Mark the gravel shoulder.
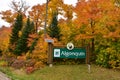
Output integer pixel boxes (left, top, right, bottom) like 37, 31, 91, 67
0, 71, 11, 80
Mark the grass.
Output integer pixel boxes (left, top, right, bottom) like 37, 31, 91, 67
0, 64, 120, 80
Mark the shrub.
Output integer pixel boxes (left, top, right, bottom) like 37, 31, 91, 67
95, 38, 120, 69
5, 57, 16, 66
25, 59, 36, 67
0, 60, 7, 67
34, 61, 45, 69
25, 66, 35, 74
11, 59, 26, 69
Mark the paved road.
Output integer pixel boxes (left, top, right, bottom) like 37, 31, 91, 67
0, 72, 11, 80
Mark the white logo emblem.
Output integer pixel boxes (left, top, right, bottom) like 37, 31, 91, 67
67, 42, 74, 50
54, 49, 60, 57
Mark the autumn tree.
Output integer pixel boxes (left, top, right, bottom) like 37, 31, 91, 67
62, 4, 73, 22
74, 0, 120, 67
47, 0, 64, 25
61, 4, 75, 43
48, 0, 63, 14
114, 0, 120, 6
0, 0, 29, 25
9, 13, 23, 52
0, 26, 11, 54
74, 0, 107, 53
10, 0, 29, 13
0, 10, 17, 25
29, 4, 45, 33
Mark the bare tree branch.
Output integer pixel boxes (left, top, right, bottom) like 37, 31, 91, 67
10, 0, 30, 13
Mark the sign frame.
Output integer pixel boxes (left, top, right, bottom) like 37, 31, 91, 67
47, 43, 90, 65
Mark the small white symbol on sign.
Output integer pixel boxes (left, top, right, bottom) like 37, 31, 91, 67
67, 42, 74, 50
54, 49, 60, 57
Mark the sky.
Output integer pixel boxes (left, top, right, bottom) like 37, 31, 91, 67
0, 0, 77, 27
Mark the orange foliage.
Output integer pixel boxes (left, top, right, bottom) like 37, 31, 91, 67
74, 0, 103, 25
0, 10, 18, 24
30, 34, 48, 63
74, 0, 120, 40
0, 26, 11, 52
29, 4, 45, 32
27, 33, 38, 47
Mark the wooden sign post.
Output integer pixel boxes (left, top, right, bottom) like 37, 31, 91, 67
86, 44, 91, 73
45, 39, 54, 67
48, 42, 53, 67
86, 44, 90, 64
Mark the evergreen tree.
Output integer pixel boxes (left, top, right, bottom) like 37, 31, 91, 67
48, 12, 61, 41
29, 37, 38, 53
30, 21, 35, 33
14, 17, 33, 55
28, 21, 38, 53
9, 13, 23, 52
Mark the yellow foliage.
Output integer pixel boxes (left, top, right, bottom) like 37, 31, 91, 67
31, 35, 48, 63
0, 27, 11, 53
34, 61, 45, 69
17, 54, 26, 60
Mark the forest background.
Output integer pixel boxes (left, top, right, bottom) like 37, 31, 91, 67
0, 0, 120, 73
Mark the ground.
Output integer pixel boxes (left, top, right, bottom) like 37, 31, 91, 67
0, 64, 120, 80
0, 71, 11, 80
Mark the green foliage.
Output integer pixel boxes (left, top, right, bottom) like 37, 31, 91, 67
96, 38, 120, 69
14, 17, 33, 55
9, 13, 23, 52
48, 12, 62, 41
29, 38, 38, 53
0, 60, 8, 67
29, 21, 35, 33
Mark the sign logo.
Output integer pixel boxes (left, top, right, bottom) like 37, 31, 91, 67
54, 49, 60, 57
67, 42, 74, 50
